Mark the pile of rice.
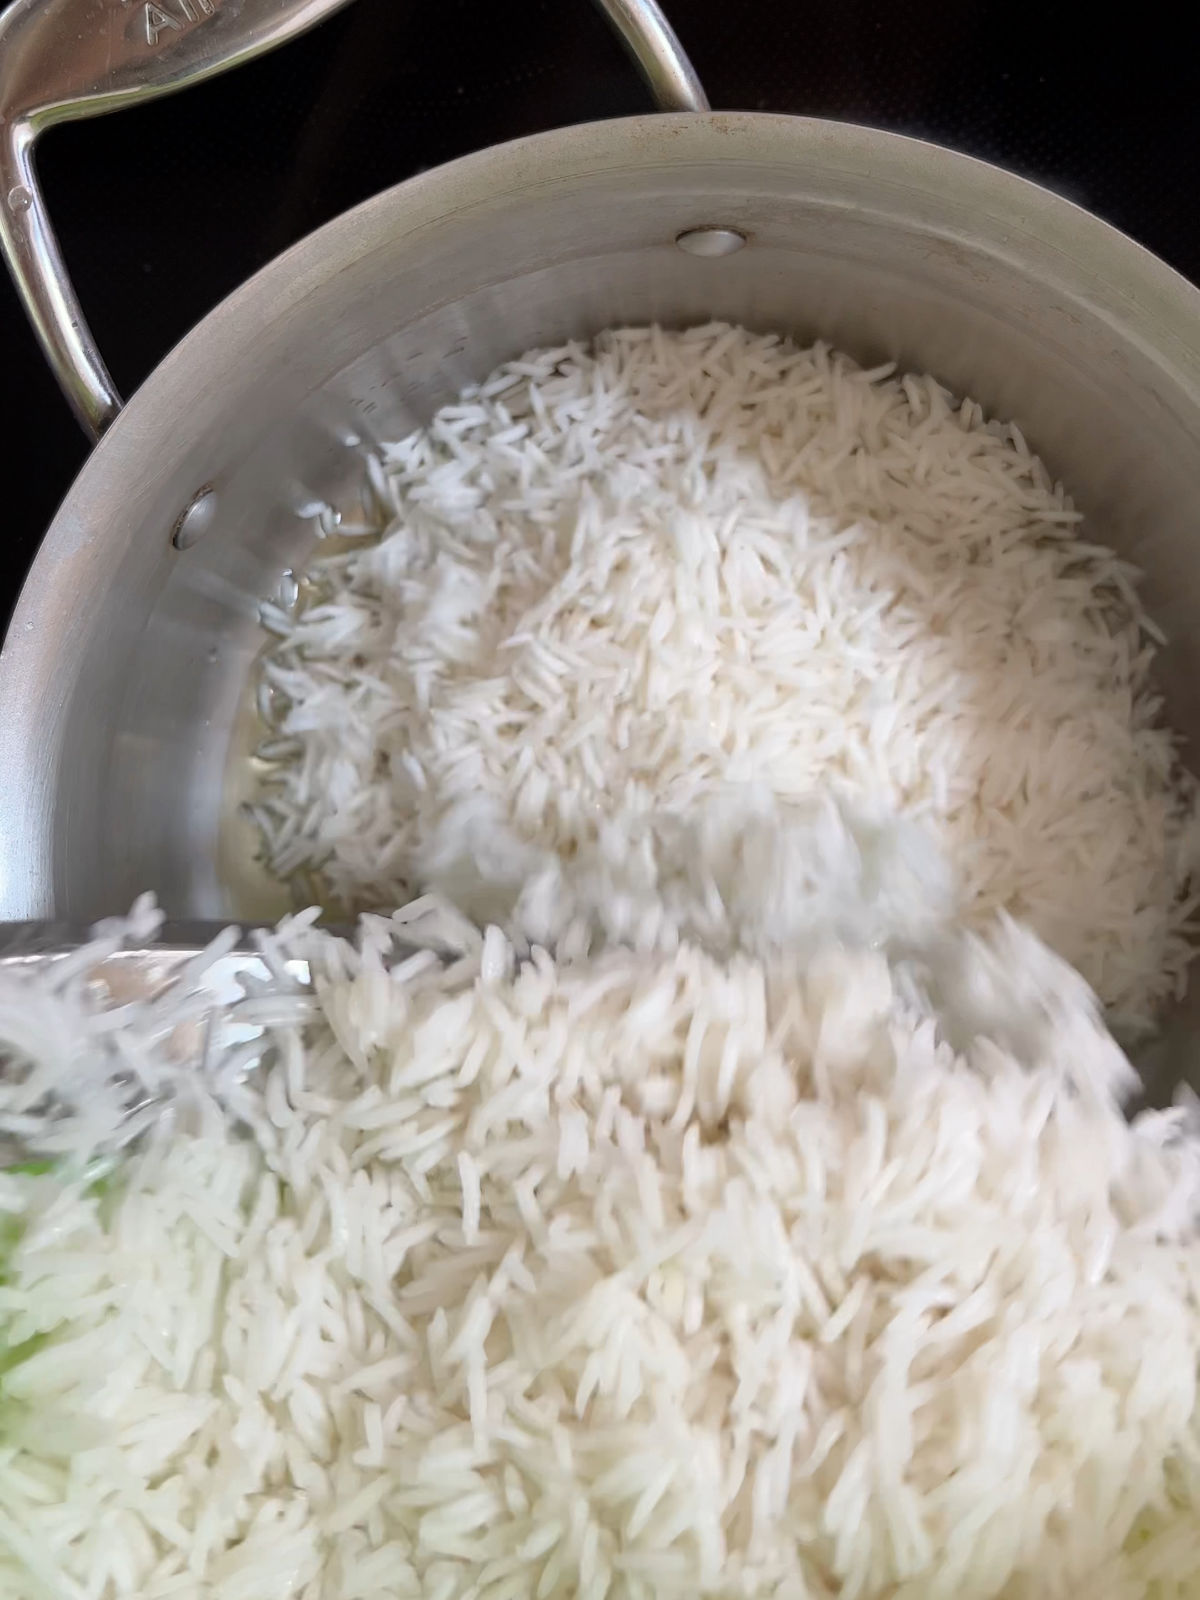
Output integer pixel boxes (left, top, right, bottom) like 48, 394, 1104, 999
251, 323, 1198, 1034
7, 322, 1200, 1598
3, 894, 1200, 1600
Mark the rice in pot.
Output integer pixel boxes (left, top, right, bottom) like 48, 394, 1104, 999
249, 323, 1199, 1035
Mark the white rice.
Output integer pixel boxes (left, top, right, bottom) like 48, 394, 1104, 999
7, 321, 1200, 1596
3, 898, 1200, 1599
250, 323, 1199, 1034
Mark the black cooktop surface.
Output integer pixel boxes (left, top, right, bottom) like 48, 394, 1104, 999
3, 0, 1198, 617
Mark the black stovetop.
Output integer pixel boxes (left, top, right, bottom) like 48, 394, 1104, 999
4, 0, 1198, 617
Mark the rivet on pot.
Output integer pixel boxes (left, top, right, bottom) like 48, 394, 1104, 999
675, 226, 747, 257
172, 488, 217, 551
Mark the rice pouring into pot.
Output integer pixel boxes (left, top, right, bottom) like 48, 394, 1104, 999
3, 322, 1200, 1600
248, 324, 1198, 1036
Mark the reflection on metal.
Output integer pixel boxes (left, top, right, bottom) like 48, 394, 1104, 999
171, 487, 218, 551
675, 226, 748, 256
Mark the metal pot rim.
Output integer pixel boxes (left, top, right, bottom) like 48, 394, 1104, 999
27, 109, 1200, 560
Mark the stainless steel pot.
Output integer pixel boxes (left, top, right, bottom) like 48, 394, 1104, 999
2, 2, 1200, 1039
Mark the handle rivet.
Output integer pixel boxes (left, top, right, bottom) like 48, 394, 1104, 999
6, 185, 33, 214
172, 487, 218, 551
675, 226, 747, 257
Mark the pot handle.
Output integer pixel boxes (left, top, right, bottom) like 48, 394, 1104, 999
0, 0, 707, 443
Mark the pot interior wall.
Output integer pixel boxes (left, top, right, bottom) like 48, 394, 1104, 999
4, 117, 1200, 1080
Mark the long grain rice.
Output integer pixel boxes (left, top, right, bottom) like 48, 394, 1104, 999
249, 324, 1199, 1035
2, 899, 1200, 1599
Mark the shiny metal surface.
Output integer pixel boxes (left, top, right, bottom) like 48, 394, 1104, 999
171, 488, 219, 552
590, 0, 708, 115
675, 225, 747, 256
0, 0, 706, 439
2, 112, 1200, 1063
